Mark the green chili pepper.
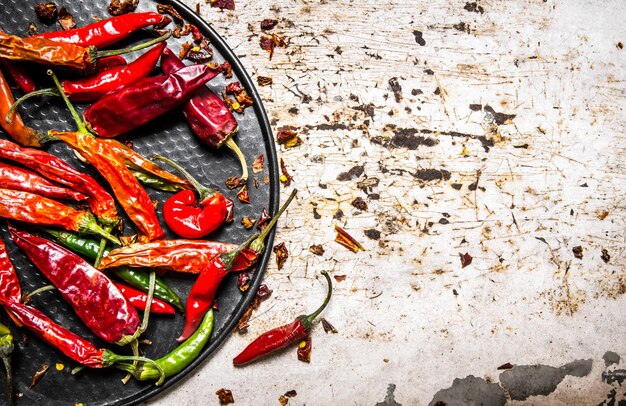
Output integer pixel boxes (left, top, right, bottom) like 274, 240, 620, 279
44, 229, 183, 312
0, 322, 14, 406
133, 309, 214, 383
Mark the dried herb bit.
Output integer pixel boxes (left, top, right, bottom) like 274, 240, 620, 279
273, 242, 288, 270
35, 2, 57, 24
572, 246, 583, 259
276, 129, 303, 149
211, 0, 235, 11
261, 19, 278, 31
237, 185, 250, 204
29, 364, 49, 388
108, 0, 138, 16
257, 76, 273, 87
157, 3, 184, 22
256, 208, 270, 232
459, 252, 473, 268
259, 34, 287, 60
297, 337, 312, 363
57, 6, 76, 30
279, 158, 293, 186
321, 317, 338, 334
252, 154, 265, 173
309, 244, 325, 256
216, 388, 235, 405
237, 272, 250, 292
241, 217, 255, 229
225, 176, 245, 189
351, 196, 368, 211
334, 225, 365, 253
601, 248, 610, 263
497, 362, 513, 370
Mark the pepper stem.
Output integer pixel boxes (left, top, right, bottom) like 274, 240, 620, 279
220, 232, 259, 271
140, 271, 156, 333
151, 154, 216, 200
95, 31, 171, 59
224, 137, 248, 182
105, 352, 165, 386
0, 324, 14, 406
302, 271, 332, 325
23, 285, 56, 302
47, 70, 88, 134
5, 88, 61, 125
79, 214, 121, 245
250, 188, 297, 254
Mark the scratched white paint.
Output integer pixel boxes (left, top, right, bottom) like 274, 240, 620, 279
147, 0, 625, 404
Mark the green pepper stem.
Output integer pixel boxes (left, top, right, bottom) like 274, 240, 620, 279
47, 70, 88, 134
250, 188, 297, 254
95, 31, 171, 59
224, 137, 248, 182
0, 325, 14, 406
151, 154, 215, 200
139, 271, 156, 333
220, 232, 259, 270
302, 271, 332, 325
107, 352, 165, 386
23, 285, 56, 302
82, 218, 121, 246
5, 88, 61, 125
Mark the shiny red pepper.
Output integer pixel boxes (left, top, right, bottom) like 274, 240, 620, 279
233, 271, 332, 366
153, 155, 227, 239
96, 55, 127, 71
0, 239, 20, 304
0, 60, 36, 93
113, 282, 175, 315
0, 161, 87, 202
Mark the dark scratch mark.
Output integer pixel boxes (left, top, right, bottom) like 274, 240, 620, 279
484, 105, 516, 125
336, 165, 364, 181
371, 127, 439, 150
464, 1, 485, 14
375, 384, 402, 406
415, 169, 451, 182
389, 77, 403, 103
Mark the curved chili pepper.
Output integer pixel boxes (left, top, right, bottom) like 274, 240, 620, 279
0, 161, 86, 202
96, 55, 127, 71
44, 229, 183, 312
0, 189, 119, 244
84, 63, 221, 138
0, 67, 43, 147
152, 154, 227, 239
9, 227, 138, 346
35, 12, 167, 48
178, 189, 298, 341
114, 282, 175, 315
233, 271, 332, 366
0, 238, 21, 304
0, 138, 119, 226
0, 60, 36, 93
0, 322, 13, 406
160, 47, 248, 181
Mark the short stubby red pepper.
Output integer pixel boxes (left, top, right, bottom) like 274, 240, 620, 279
153, 155, 227, 239
233, 271, 332, 366
84, 63, 221, 138
10, 227, 139, 346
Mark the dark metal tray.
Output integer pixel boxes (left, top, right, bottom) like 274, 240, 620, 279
0, 1, 278, 404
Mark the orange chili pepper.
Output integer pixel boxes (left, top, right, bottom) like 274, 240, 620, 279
0, 66, 43, 147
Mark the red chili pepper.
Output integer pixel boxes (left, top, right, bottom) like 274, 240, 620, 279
84, 63, 221, 138
35, 12, 167, 48
233, 271, 332, 366
9, 227, 138, 345
0, 60, 36, 93
113, 282, 175, 315
160, 47, 248, 181
0, 238, 20, 304
0, 67, 43, 147
96, 55, 127, 72
0, 138, 119, 226
178, 189, 297, 341
152, 154, 227, 239
0, 161, 86, 202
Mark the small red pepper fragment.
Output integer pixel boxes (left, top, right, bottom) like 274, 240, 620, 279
297, 337, 312, 363
279, 158, 293, 186
57, 6, 76, 30
211, 0, 235, 10
334, 225, 365, 253
216, 388, 235, 405
252, 155, 265, 173
273, 242, 288, 270
29, 364, 49, 388
113, 282, 175, 315
237, 185, 250, 204
108, 0, 138, 16
260, 19, 278, 31
459, 252, 473, 268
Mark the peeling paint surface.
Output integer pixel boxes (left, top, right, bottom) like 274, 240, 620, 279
146, 0, 626, 404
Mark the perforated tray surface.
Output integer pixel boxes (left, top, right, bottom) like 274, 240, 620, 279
0, 1, 278, 404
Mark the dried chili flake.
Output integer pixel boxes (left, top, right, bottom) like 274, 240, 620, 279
256, 208, 270, 232
276, 129, 303, 149
279, 396, 289, 406
186, 45, 213, 63
309, 244, 325, 256
221, 61, 233, 78
212, 299, 220, 310
108, 0, 138, 16
211, 0, 235, 11
259, 34, 287, 60
273, 242, 288, 270
284, 390, 297, 398
172, 25, 184, 38
225, 176, 245, 189
57, 7, 76, 30
195, 3, 200, 14
297, 337, 312, 363
216, 388, 235, 405
333, 274, 347, 282
222, 92, 243, 113
225, 198, 234, 224
179, 42, 194, 59
264, 175, 270, 185
351, 197, 368, 211
241, 217, 255, 229
237, 185, 250, 204
235, 91, 254, 108
28, 23, 39, 35
261, 19, 278, 31
253, 177, 259, 188
256, 284, 273, 302
35, 2, 57, 24
279, 158, 293, 186
601, 248, 610, 263
237, 272, 250, 292
236, 305, 254, 333
29, 364, 49, 388
157, 3, 184, 22
459, 252, 473, 268
257, 76, 273, 86
190, 24, 203, 41
321, 317, 338, 334
572, 246, 583, 259
334, 225, 365, 252
225, 81, 244, 94
153, 15, 172, 29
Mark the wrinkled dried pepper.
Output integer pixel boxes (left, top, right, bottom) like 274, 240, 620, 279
0, 161, 86, 202
0, 66, 43, 147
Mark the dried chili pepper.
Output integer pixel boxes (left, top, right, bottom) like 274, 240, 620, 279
0, 139, 119, 226
57, 6, 76, 31
36, 12, 167, 48
108, 0, 139, 16
0, 30, 169, 72
0, 189, 119, 244
177, 189, 298, 341
10, 42, 165, 104
0, 67, 44, 147
0, 60, 36, 93
0, 239, 20, 304
233, 271, 332, 365
35, 2, 58, 24
114, 282, 175, 315
152, 154, 227, 238
160, 47, 248, 182
0, 322, 13, 406
0, 161, 86, 202
44, 229, 184, 312
96, 55, 127, 71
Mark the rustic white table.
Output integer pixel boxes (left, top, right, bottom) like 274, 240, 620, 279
147, 0, 625, 404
